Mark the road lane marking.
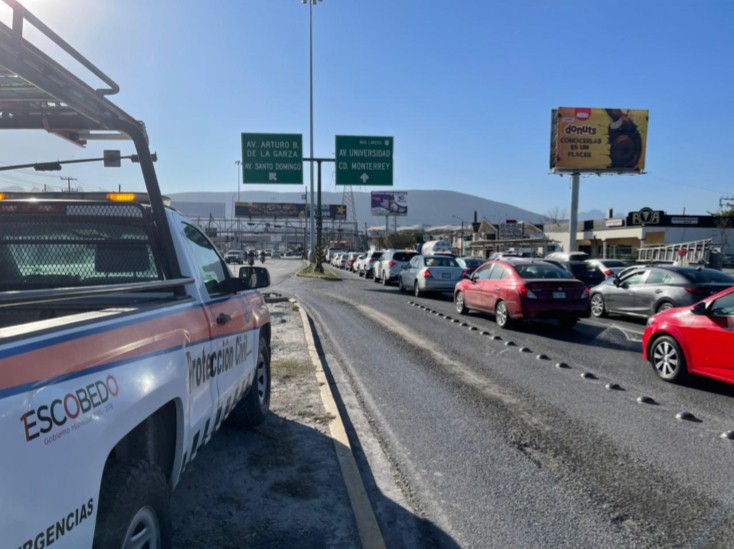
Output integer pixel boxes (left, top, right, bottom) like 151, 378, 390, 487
298, 303, 387, 549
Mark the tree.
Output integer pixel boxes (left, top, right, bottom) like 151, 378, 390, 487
379, 231, 420, 250
544, 206, 567, 232
708, 206, 733, 257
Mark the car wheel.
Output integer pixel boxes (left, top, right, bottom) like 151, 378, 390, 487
590, 294, 607, 317
649, 335, 687, 382
558, 318, 577, 330
414, 283, 421, 298
93, 460, 171, 549
495, 300, 512, 329
228, 336, 271, 426
373, 271, 380, 283
455, 291, 467, 314
656, 301, 673, 314
398, 277, 404, 292
382, 273, 389, 286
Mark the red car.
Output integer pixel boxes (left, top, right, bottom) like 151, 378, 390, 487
454, 258, 590, 329
642, 286, 734, 384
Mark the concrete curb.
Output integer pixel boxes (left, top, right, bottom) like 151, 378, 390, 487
298, 303, 386, 549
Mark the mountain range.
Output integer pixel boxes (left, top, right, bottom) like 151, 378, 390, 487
168, 189, 605, 227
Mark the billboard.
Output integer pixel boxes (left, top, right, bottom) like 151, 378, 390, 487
550, 107, 648, 173
234, 202, 346, 220
371, 191, 408, 216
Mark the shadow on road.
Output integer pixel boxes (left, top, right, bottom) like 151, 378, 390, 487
305, 314, 461, 549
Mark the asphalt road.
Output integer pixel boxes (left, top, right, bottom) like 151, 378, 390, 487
270, 260, 734, 548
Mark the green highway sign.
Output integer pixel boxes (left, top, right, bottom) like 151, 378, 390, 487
241, 133, 303, 184
335, 135, 393, 186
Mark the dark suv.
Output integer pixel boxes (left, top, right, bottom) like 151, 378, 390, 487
374, 249, 419, 285
546, 259, 606, 288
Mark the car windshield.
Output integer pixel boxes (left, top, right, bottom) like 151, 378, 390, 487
394, 252, 417, 261
567, 263, 599, 275
461, 258, 483, 268
514, 264, 573, 279
425, 257, 458, 267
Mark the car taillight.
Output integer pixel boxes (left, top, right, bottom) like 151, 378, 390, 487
424, 269, 433, 278
369, 258, 375, 263
461, 269, 469, 278
519, 286, 537, 299
388, 261, 396, 267
603, 269, 613, 276
581, 287, 589, 299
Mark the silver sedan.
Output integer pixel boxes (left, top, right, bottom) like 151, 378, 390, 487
398, 254, 466, 297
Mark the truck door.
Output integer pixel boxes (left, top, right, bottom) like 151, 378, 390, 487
180, 223, 251, 460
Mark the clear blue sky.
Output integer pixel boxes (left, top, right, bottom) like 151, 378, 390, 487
2, 0, 733, 218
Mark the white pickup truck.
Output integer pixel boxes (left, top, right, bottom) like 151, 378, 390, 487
0, 3, 272, 547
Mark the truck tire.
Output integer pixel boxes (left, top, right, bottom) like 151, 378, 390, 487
93, 460, 171, 549
229, 336, 271, 427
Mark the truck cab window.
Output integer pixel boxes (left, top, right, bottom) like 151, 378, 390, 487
183, 224, 229, 295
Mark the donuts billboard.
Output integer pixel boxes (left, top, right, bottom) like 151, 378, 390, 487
550, 107, 648, 173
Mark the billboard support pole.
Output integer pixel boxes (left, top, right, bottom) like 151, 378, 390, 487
568, 171, 580, 251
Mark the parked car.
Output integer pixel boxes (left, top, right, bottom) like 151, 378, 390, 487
545, 259, 606, 288
590, 265, 734, 319
224, 250, 244, 264
352, 253, 365, 274
399, 254, 466, 297
453, 258, 590, 329
374, 249, 419, 285
545, 251, 590, 262
455, 256, 485, 278
359, 250, 383, 278
585, 258, 632, 278
346, 251, 360, 271
642, 286, 734, 384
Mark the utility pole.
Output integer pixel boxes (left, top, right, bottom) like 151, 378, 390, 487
60, 176, 77, 192
719, 196, 734, 211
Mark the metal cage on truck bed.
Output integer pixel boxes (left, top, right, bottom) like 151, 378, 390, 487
0, 0, 182, 283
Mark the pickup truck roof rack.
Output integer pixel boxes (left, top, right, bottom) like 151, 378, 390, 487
0, 0, 182, 280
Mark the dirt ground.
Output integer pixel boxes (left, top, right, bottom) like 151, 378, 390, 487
171, 296, 360, 548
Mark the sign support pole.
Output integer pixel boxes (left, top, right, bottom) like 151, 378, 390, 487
304, 156, 335, 272
568, 171, 580, 252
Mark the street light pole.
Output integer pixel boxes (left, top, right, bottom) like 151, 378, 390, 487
305, 0, 322, 262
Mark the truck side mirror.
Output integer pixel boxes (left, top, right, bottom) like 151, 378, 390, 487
239, 266, 270, 290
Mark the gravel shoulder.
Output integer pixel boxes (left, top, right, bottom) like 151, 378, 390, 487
171, 296, 360, 548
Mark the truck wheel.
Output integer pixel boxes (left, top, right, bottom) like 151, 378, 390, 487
93, 460, 171, 549
229, 336, 271, 427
